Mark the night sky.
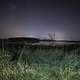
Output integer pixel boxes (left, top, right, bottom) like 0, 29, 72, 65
0, 0, 80, 40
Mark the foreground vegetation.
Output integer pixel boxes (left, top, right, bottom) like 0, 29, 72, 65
0, 45, 80, 80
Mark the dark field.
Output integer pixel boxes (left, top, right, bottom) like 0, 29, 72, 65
0, 42, 80, 80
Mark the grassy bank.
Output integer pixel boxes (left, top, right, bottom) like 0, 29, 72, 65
0, 46, 80, 80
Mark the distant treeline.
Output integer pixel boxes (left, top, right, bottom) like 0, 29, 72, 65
0, 37, 80, 49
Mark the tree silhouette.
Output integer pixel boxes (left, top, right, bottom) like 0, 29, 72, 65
48, 32, 55, 46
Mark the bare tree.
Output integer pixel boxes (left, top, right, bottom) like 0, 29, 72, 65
48, 32, 55, 46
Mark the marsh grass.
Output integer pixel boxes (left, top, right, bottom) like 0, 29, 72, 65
0, 46, 80, 80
